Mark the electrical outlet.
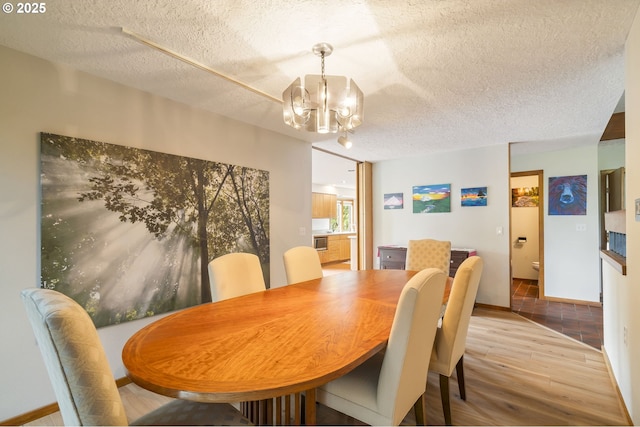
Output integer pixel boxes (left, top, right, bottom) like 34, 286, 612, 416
299, 227, 306, 236
576, 223, 587, 231
624, 326, 628, 346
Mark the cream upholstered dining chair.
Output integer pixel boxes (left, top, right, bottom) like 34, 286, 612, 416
283, 246, 323, 284
405, 239, 452, 276
20, 288, 251, 426
316, 268, 447, 426
208, 252, 266, 302
429, 255, 483, 425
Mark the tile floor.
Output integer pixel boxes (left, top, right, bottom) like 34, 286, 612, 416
511, 278, 604, 349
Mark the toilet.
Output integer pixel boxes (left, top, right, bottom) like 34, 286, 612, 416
532, 261, 540, 271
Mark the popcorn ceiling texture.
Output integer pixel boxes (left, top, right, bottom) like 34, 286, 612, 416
0, 0, 637, 161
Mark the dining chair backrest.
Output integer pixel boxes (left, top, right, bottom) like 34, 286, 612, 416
21, 288, 253, 426
405, 238, 451, 276
317, 268, 446, 426
430, 255, 483, 375
208, 252, 266, 302
21, 288, 129, 426
378, 267, 447, 424
283, 246, 323, 284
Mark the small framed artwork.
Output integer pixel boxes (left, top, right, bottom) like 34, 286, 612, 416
384, 193, 404, 209
412, 184, 451, 213
548, 175, 587, 215
635, 198, 640, 221
461, 187, 487, 207
511, 187, 539, 207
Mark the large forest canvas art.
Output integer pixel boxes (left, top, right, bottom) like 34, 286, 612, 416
40, 133, 270, 328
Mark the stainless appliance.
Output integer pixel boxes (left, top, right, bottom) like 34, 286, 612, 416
314, 236, 328, 251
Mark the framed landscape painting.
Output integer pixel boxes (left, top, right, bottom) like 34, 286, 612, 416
384, 193, 404, 209
40, 132, 270, 328
412, 184, 451, 213
461, 187, 487, 207
512, 186, 539, 207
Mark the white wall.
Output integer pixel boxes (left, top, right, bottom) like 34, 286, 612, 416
510, 175, 540, 280
604, 11, 640, 423
511, 143, 601, 302
598, 138, 625, 170
0, 45, 312, 421
372, 144, 511, 308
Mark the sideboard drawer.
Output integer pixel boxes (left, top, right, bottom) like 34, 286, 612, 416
450, 248, 477, 277
378, 246, 407, 270
381, 248, 406, 262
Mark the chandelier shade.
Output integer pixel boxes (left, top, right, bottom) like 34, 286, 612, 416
283, 43, 364, 134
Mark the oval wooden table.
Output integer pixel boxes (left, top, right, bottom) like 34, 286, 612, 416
122, 269, 450, 424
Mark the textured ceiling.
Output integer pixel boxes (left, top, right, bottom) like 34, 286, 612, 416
0, 0, 638, 165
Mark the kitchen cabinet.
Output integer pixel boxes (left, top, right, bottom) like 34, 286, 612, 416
317, 233, 354, 264
312, 192, 337, 218
338, 236, 351, 260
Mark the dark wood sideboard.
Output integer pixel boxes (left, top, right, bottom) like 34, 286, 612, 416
378, 245, 476, 277
378, 246, 407, 270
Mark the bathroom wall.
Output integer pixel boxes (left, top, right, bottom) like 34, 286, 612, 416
510, 175, 540, 280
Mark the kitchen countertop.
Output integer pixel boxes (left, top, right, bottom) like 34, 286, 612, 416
312, 231, 356, 237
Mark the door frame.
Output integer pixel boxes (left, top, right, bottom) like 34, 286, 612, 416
509, 170, 545, 304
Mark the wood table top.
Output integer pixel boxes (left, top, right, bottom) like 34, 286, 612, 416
122, 269, 448, 403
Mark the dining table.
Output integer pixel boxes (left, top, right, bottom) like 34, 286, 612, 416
122, 269, 451, 425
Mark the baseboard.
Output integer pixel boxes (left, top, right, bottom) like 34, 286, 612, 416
601, 347, 633, 425
0, 402, 59, 426
474, 302, 510, 312
0, 376, 132, 426
116, 376, 132, 387
542, 295, 602, 307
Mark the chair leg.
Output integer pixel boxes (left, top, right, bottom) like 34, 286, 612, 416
413, 392, 427, 426
456, 356, 466, 401
440, 374, 452, 426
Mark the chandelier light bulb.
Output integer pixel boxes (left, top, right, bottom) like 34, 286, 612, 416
338, 134, 352, 149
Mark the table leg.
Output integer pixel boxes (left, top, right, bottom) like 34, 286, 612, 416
284, 394, 292, 425
264, 398, 273, 424
275, 396, 282, 425
304, 388, 316, 425
294, 392, 302, 425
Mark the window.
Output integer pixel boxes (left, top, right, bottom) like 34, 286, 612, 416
335, 199, 355, 232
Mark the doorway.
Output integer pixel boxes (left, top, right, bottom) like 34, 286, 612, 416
510, 170, 544, 307
311, 147, 359, 270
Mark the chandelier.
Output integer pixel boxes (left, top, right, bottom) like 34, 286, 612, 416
283, 43, 364, 135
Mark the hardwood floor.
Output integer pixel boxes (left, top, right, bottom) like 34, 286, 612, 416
24, 307, 628, 426
321, 260, 352, 276
511, 278, 604, 349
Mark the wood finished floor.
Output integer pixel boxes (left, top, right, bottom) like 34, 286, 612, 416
25, 306, 628, 426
